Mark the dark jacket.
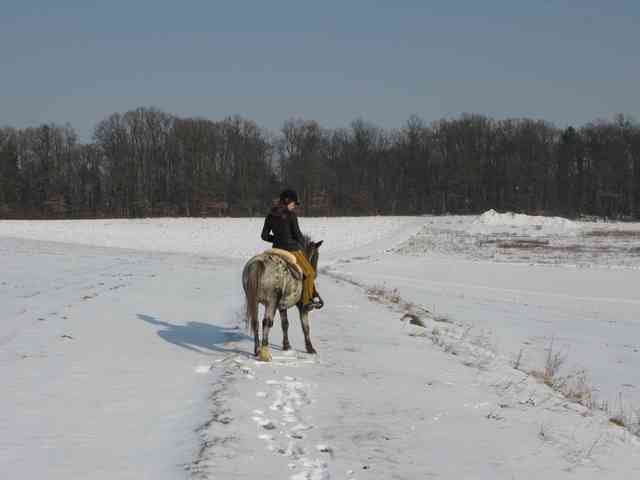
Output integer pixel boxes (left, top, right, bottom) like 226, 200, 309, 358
261, 205, 304, 252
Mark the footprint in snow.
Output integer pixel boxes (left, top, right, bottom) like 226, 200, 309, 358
252, 416, 277, 430
290, 459, 330, 480
291, 423, 313, 433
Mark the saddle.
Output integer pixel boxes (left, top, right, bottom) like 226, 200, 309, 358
262, 248, 303, 280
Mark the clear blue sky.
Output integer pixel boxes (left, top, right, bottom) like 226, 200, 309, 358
1, 0, 638, 140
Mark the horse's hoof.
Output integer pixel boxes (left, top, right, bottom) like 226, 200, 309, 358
258, 346, 272, 362
306, 345, 317, 355
283, 342, 291, 351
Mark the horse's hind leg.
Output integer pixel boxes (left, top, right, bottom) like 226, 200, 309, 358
258, 301, 277, 362
297, 305, 317, 354
249, 305, 260, 357
253, 328, 260, 357
280, 309, 291, 351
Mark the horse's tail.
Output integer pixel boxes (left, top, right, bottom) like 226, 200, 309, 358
243, 258, 264, 336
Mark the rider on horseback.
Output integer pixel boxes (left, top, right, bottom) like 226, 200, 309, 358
261, 189, 324, 311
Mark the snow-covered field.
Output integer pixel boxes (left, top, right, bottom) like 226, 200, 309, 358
2, 213, 640, 478
0, 216, 423, 260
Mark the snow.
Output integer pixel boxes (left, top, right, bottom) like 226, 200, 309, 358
2, 212, 640, 478
0, 239, 242, 479
469, 209, 581, 236
0, 216, 423, 260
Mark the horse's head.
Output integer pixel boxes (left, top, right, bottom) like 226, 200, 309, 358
302, 236, 324, 271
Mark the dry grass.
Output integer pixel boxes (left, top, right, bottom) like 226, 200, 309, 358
513, 349, 524, 370
366, 285, 401, 304
485, 232, 638, 255
401, 312, 426, 327
495, 242, 632, 256
609, 416, 626, 428
364, 284, 433, 322
529, 339, 596, 409
583, 229, 640, 239
528, 339, 640, 438
433, 314, 453, 323
607, 395, 640, 435
498, 242, 587, 253
561, 370, 595, 408
530, 337, 566, 387
632, 410, 640, 436
496, 239, 550, 249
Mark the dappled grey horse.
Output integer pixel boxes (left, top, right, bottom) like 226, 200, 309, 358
242, 237, 323, 362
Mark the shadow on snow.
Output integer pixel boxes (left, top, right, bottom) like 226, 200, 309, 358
137, 313, 251, 356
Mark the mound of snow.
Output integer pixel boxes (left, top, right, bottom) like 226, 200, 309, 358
468, 209, 580, 236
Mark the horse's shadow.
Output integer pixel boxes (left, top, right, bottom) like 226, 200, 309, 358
137, 313, 251, 356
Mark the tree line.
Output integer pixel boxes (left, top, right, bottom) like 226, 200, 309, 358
1, 107, 639, 219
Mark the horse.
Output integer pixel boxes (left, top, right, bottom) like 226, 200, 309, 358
242, 236, 323, 362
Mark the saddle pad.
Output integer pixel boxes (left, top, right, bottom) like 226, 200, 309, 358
263, 248, 303, 273
261, 249, 303, 280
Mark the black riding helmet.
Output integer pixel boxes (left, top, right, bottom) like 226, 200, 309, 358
279, 189, 300, 206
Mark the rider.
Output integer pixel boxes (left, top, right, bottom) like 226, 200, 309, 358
261, 189, 323, 311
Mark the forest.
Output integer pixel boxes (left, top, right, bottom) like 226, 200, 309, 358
1, 107, 639, 219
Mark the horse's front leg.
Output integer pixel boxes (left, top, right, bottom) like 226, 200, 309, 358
279, 308, 291, 351
258, 301, 277, 362
297, 305, 317, 354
